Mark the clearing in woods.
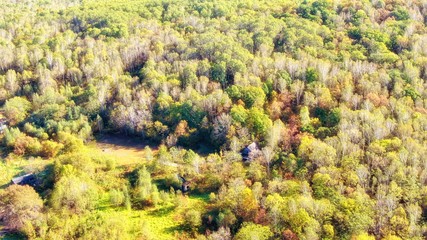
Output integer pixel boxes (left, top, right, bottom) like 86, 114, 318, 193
90, 134, 207, 239
0, 134, 151, 188
90, 133, 157, 165
1, 134, 208, 240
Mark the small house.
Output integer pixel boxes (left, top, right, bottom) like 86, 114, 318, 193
241, 142, 260, 162
182, 181, 191, 193
11, 173, 37, 187
178, 175, 191, 193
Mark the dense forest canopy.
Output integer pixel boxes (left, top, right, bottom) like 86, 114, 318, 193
0, 0, 426, 239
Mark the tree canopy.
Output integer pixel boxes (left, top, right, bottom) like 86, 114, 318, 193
0, 0, 426, 239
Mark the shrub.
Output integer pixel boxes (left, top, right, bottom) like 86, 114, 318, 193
234, 222, 273, 240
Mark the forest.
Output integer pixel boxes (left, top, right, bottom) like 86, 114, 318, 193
0, 0, 426, 239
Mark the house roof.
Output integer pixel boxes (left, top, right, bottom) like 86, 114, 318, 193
241, 142, 260, 161
247, 142, 258, 151
11, 173, 35, 185
242, 142, 259, 153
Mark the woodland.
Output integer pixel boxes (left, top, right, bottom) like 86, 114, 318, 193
0, 0, 426, 239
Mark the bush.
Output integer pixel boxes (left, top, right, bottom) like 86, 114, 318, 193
109, 189, 125, 207
57, 132, 84, 153
76, 213, 131, 239
183, 209, 202, 232
41, 140, 64, 158
50, 175, 98, 214
392, 7, 409, 21
4, 97, 31, 125
234, 222, 273, 240
13, 135, 42, 156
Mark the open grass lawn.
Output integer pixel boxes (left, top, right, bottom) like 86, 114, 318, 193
96, 192, 209, 239
88, 134, 157, 166
140, 193, 209, 239
91, 206, 181, 240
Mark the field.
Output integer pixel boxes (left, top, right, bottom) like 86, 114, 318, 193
91, 134, 155, 165
89, 134, 207, 239
95, 192, 209, 240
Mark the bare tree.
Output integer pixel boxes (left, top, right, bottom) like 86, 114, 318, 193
211, 113, 232, 146
5, 69, 17, 96
291, 80, 305, 105
262, 146, 274, 177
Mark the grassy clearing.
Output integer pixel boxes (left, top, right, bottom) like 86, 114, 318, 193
0, 134, 150, 189
93, 205, 180, 240
88, 134, 157, 166
89, 134, 208, 239
96, 192, 209, 239
141, 193, 208, 239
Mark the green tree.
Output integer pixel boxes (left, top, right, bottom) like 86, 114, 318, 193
305, 67, 319, 83
298, 136, 336, 169
211, 61, 227, 87
390, 207, 409, 238
134, 166, 156, 206
247, 107, 273, 137
230, 105, 248, 124
50, 174, 98, 214
242, 86, 266, 108
312, 173, 336, 199
4, 97, 32, 125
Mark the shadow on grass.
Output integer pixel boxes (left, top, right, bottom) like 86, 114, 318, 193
95, 194, 114, 211
96, 203, 112, 211
188, 192, 211, 202
153, 178, 179, 192
163, 225, 186, 234
95, 133, 157, 150
148, 206, 175, 217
